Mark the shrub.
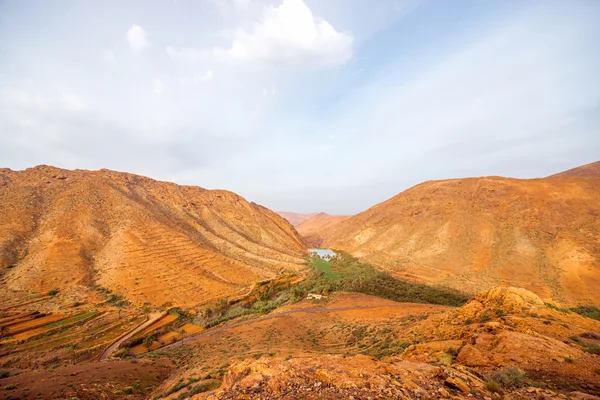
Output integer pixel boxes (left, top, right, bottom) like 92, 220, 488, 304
570, 306, 600, 321
114, 348, 131, 359
0, 370, 9, 378
580, 332, 600, 340
485, 380, 504, 394
594, 368, 600, 375
122, 386, 134, 394
446, 347, 460, 358
571, 336, 600, 355
437, 353, 453, 366
5, 265, 15, 269
3, 383, 18, 390
47, 288, 59, 296
486, 367, 527, 388
479, 313, 491, 323
72, 301, 81, 307
564, 356, 575, 364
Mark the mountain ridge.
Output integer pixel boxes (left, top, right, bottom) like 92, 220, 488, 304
0, 165, 307, 307
322, 164, 600, 306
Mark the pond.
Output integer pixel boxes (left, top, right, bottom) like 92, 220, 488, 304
309, 248, 336, 258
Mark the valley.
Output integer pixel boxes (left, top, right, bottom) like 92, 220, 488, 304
1, 163, 600, 399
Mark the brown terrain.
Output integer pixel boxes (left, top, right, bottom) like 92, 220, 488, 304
295, 213, 350, 247
1, 163, 599, 400
0, 165, 307, 307
276, 211, 318, 226
150, 289, 600, 399
321, 163, 600, 306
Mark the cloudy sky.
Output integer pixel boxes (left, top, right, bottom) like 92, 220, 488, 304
1, 0, 599, 214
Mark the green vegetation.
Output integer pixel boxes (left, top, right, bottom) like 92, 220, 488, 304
3, 384, 18, 390
485, 367, 527, 390
47, 288, 59, 296
479, 313, 491, 323
107, 293, 130, 307
191, 252, 468, 333
122, 386, 134, 394
298, 251, 469, 306
570, 305, 600, 321
45, 311, 96, 330
564, 355, 575, 364
544, 302, 570, 313
0, 370, 9, 379
484, 380, 504, 394
571, 335, 600, 355
594, 368, 600, 375
308, 257, 342, 280
5, 264, 15, 269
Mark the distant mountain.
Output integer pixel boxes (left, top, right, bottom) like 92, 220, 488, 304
549, 160, 600, 178
276, 211, 319, 226
295, 213, 351, 247
322, 163, 600, 306
0, 166, 306, 307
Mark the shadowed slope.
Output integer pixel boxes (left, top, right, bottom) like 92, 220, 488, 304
322, 172, 600, 306
0, 166, 307, 307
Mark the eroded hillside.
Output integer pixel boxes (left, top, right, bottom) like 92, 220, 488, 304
0, 166, 307, 307
322, 173, 600, 306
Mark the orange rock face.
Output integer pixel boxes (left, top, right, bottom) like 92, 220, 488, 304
0, 166, 307, 306
322, 170, 600, 306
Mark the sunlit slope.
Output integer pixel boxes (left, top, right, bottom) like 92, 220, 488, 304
295, 213, 350, 247
322, 174, 600, 306
0, 166, 306, 306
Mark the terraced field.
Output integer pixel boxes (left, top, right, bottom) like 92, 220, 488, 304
94, 224, 268, 307
0, 309, 145, 369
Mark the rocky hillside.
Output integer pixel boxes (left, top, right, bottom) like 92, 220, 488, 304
0, 166, 307, 307
322, 167, 600, 306
158, 287, 600, 399
276, 212, 318, 226
295, 213, 350, 247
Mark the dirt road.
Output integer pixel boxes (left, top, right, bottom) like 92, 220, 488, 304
100, 312, 164, 360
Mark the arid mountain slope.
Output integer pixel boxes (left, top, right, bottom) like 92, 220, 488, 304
322, 174, 600, 306
0, 166, 307, 307
276, 211, 318, 226
550, 161, 600, 178
295, 213, 350, 247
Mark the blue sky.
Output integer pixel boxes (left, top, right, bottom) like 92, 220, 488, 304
1, 0, 599, 214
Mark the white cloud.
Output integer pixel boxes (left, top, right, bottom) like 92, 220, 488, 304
167, 0, 353, 68
126, 24, 150, 51
0, 85, 87, 112
179, 70, 214, 85
153, 79, 165, 95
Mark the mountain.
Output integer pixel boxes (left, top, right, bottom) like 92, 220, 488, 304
322, 165, 600, 306
549, 160, 600, 178
276, 211, 318, 226
0, 166, 307, 307
295, 213, 351, 247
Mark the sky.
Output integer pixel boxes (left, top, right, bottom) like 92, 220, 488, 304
1, 0, 599, 215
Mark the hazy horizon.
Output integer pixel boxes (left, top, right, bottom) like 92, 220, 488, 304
1, 0, 599, 214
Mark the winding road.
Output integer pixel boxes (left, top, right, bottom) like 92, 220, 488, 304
100, 312, 164, 360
